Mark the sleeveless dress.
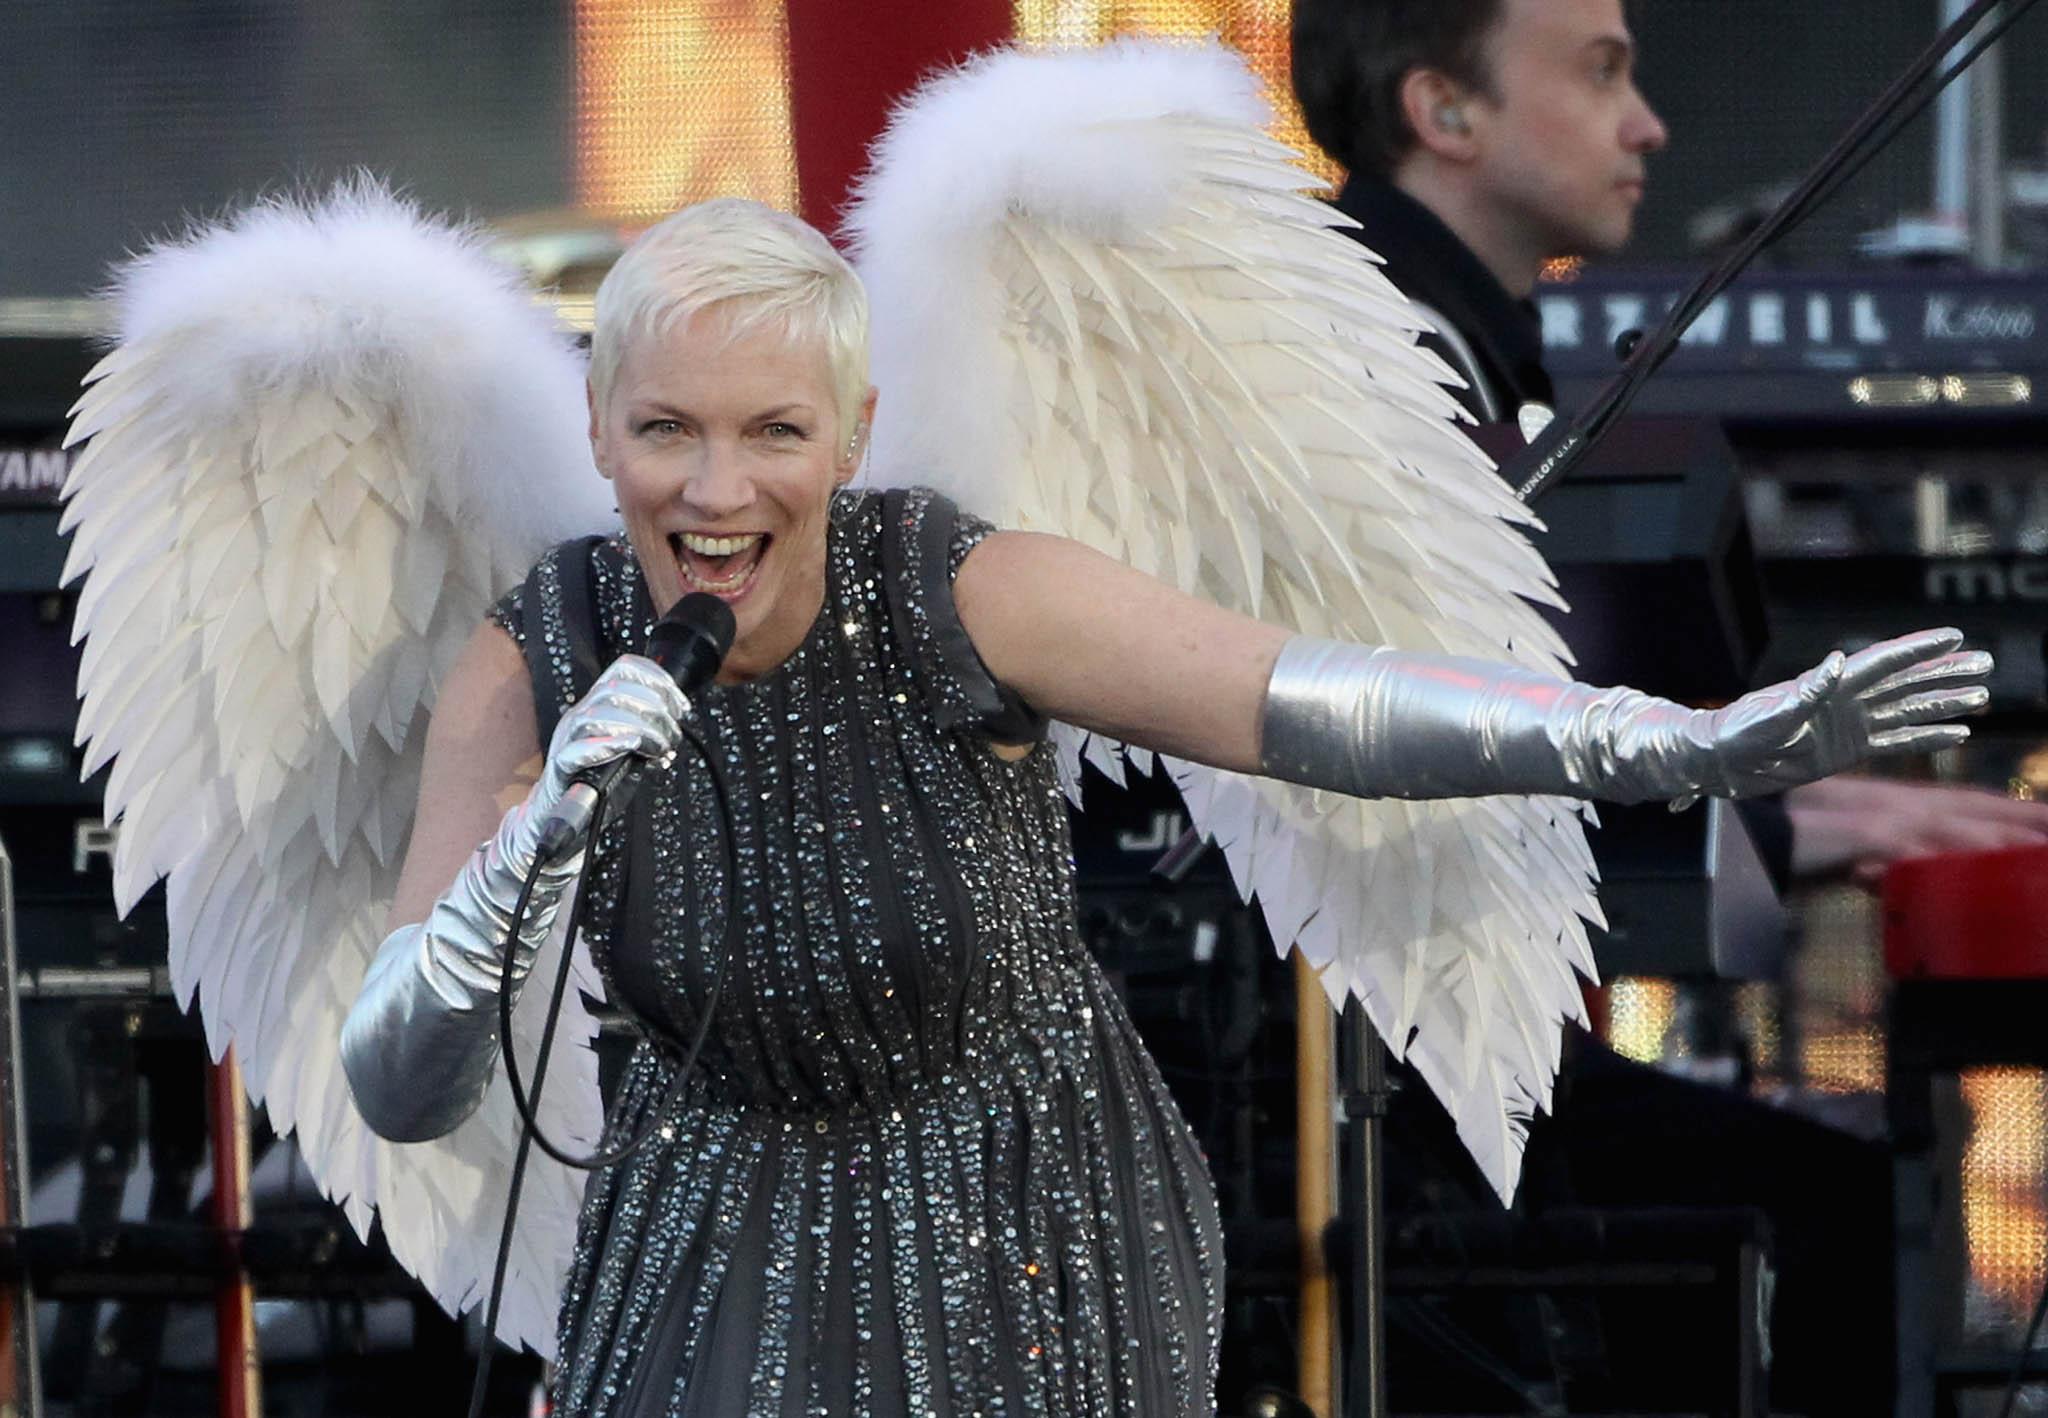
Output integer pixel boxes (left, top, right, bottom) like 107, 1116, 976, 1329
490, 488, 1224, 1418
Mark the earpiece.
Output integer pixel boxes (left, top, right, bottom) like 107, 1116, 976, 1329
1434, 102, 1471, 136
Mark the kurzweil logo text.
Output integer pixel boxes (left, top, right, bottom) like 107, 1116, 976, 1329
1540, 291, 1892, 350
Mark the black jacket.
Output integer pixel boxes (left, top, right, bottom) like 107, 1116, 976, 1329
1332, 174, 1554, 423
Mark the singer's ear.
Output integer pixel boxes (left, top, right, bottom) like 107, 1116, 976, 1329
587, 381, 612, 480
839, 386, 879, 477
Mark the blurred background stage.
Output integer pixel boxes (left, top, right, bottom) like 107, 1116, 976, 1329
9, 1, 2048, 1415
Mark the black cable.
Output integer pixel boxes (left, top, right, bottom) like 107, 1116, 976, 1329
495, 714, 740, 1170
466, 902, 547, 1418
465, 717, 742, 1418
1512, 0, 2038, 506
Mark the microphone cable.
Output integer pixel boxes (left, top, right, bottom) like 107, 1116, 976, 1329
465, 711, 741, 1418
1512, 0, 2040, 507
494, 715, 741, 1169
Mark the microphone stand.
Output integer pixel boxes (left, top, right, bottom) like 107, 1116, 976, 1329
1338, 1001, 1388, 1418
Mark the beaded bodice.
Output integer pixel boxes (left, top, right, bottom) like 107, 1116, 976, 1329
499, 488, 1081, 1110
493, 487, 1221, 1417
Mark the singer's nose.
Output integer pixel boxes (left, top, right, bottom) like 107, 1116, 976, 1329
681, 443, 755, 520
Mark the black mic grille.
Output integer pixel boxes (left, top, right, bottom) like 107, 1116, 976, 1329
647, 592, 737, 692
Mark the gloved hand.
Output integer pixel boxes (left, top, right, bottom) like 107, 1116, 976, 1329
341, 654, 688, 1142
1260, 627, 1990, 809
528, 655, 691, 854
1662, 629, 1987, 806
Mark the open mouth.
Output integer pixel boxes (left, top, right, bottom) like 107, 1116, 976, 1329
669, 530, 770, 599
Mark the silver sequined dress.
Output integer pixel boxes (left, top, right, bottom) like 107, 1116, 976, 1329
490, 488, 1223, 1417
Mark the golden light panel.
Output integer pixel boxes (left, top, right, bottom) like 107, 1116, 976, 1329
1799, 1030, 1885, 1096
575, 0, 798, 225
1791, 886, 1887, 1096
1014, 0, 1346, 189
1960, 1068, 2048, 1324
1604, 977, 1676, 1065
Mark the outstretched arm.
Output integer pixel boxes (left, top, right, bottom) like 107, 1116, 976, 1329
955, 530, 1990, 804
956, 531, 1286, 775
342, 621, 688, 1142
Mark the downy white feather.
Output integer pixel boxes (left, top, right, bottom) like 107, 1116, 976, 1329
63, 179, 616, 1353
850, 41, 1604, 1202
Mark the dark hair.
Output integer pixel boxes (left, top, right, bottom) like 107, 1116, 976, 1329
1291, 0, 1505, 177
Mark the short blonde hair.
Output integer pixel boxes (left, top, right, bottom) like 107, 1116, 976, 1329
588, 198, 870, 435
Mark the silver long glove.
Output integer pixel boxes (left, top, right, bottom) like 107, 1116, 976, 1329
1261, 628, 1990, 807
341, 655, 688, 1143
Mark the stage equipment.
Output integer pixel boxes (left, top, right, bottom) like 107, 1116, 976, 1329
1295, 961, 1337, 1415
1884, 975, 2048, 1413
207, 1051, 259, 1418
1505, 0, 2044, 506
1544, 270, 2048, 423
1067, 765, 1307, 1413
1527, 279, 2048, 1418
1542, 265, 2048, 696
1381, 1208, 1773, 1417
1474, 417, 1765, 705
1886, 843, 2048, 982
0, 837, 38, 1418
1882, 846, 2048, 1413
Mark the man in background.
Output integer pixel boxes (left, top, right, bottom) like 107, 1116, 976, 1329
1299, 0, 1657, 424
1291, 1, 2048, 1409
1292, 0, 2048, 890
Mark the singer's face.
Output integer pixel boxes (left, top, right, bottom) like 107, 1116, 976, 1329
590, 305, 874, 684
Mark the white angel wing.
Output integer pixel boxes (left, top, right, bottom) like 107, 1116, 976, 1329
62, 180, 617, 1353
849, 41, 1603, 1201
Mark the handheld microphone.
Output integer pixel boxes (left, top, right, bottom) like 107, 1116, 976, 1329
534, 591, 736, 864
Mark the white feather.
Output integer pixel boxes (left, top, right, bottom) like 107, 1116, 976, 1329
63, 179, 616, 1353
851, 41, 1603, 1202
